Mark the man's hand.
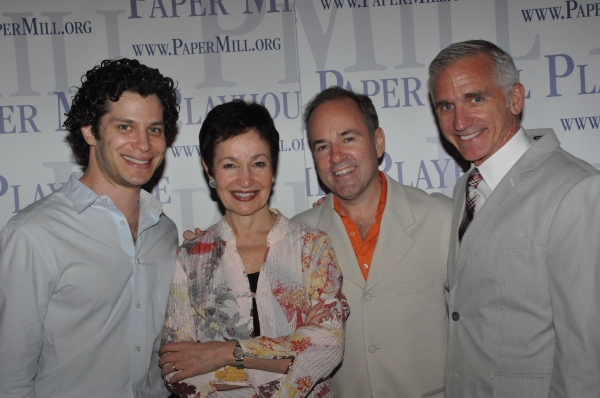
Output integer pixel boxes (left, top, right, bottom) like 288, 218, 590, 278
159, 340, 236, 383
182, 228, 202, 241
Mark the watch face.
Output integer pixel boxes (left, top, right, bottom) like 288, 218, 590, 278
234, 346, 244, 359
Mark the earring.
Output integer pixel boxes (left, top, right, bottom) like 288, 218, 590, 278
272, 176, 275, 183
209, 178, 217, 189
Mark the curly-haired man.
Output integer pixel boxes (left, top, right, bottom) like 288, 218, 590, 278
0, 59, 180, 398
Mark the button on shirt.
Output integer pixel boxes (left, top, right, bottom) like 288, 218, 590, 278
0, 173, 178, 398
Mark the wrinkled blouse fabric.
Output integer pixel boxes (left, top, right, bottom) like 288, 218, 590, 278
162, 211, 349, 398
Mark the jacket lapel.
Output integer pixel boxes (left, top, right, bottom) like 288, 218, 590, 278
316, 195, 366, 289
365, 175, 415, 291
448, 173, 467, 286
450, 128, 560, 289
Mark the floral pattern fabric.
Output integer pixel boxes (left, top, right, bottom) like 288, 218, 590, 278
162, 211, 349, 398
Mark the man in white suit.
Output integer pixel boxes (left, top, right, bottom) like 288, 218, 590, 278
429, 39, 600, 397
292, 87, 452, 397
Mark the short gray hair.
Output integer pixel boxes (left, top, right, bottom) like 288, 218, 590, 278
428, 39, 520, 103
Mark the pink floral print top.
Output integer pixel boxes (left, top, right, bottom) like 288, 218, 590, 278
162, 211, 349, 398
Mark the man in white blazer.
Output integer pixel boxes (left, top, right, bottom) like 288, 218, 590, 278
429, 40, 600, 397
292, 87, 452, 397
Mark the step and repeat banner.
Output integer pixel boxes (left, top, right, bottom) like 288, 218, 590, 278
1, 0, 599, 236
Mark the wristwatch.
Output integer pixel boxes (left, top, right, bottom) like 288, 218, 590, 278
233, 340, 245, 369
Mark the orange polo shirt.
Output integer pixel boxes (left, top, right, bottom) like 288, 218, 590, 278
333, 172, 387, 280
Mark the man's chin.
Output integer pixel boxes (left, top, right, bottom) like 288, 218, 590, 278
124, 174, 156, 189
330, 187, 361, 202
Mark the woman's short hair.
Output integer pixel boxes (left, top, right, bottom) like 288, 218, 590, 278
199, 100, 280, 177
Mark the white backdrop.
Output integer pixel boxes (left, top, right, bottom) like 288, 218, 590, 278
1, 0, 599, 237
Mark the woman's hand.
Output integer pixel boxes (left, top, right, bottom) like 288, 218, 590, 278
159, 340, 236, 383
305, 300, 329, 326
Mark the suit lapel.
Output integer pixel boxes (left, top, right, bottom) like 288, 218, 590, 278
450, 128, 560, 289
316, 195, 366, 289
451, 171, 524, 288
448, 174, 467, 286
365, 176, 415, 291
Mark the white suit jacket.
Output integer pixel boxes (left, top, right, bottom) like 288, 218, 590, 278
446, 129, 600, 397
293, 174, 452, 398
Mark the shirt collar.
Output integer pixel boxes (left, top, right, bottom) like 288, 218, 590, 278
65, 172, 100, 214
64, 172, 164, 219
476, 127, 531, 191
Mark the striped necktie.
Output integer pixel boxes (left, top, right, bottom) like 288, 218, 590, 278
458, 168, 483, 242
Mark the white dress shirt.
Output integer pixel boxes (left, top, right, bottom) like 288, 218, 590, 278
471, 127, 532, 216
0, 173, 178, 398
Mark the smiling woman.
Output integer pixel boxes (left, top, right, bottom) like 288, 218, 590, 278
207, 129, 274, 220
159, 100, 349, 398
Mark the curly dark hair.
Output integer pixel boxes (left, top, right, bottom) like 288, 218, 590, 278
63, 58, 179, 168
199, 100, 280, 177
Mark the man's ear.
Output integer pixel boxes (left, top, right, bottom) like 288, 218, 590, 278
81, 126, 96, 146
509, 83, 525, 116
374, 127, 385, 159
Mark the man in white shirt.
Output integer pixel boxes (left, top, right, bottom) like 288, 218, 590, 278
429, 39, 600, 397
0, 59, 179, 397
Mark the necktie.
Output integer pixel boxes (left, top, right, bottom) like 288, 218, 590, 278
458, 168, 483, 242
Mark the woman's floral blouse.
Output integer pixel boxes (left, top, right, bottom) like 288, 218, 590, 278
162, 211, 349, 398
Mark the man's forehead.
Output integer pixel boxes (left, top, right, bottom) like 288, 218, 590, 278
311, 99, 364, 127
104, 92, 163, 113
434, 58, 498, 96
458, 56, 495, 81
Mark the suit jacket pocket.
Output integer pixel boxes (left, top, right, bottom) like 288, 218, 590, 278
396, 274, 434, 296
492, 372, 550, 398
